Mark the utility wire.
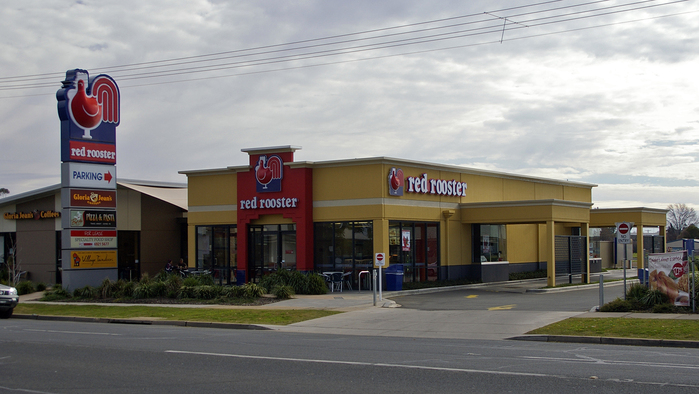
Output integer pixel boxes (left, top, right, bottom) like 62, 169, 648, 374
0, 0, 690, 95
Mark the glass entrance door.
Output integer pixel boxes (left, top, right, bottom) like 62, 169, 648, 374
248, 224, 296, 282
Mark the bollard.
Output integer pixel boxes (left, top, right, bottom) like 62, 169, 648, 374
599, 274, 604, 311
373, 270, 377, 306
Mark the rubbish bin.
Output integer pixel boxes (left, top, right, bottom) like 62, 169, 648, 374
235, 270, 246, 286
385, 264, 404, 291
637, 268, 649, 286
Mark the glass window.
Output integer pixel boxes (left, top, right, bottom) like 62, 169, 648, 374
314, 221, 374, 288
388, 221, 440, 282
476, 224, 507, 262
196, 225, 237, 285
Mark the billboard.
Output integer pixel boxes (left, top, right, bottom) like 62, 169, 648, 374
648, 251, 689, 306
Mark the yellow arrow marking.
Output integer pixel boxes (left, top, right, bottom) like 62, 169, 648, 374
465, 295, 478, 299
488, 304, 516, 311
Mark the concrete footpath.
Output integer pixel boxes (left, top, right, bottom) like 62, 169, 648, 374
14, 273, 699, 348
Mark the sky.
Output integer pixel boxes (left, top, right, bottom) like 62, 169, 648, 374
0, 0, 697, 210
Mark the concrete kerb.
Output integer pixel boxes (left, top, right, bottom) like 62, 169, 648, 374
510, 334, 699, 349
12, 313, 272, 330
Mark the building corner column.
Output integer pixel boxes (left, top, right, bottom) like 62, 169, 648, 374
547, 220, 556, 287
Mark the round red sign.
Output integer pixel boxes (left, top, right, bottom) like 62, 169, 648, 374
377, 254, 384, 261
618, 223, 629, 234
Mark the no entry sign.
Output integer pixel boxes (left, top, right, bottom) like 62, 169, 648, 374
375, 252, 386, 267
616, 222, 634, 244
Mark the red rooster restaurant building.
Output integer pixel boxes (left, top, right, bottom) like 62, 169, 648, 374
182, 146, 668, 288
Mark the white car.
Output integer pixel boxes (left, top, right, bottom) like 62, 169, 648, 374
0, 284, 19, 318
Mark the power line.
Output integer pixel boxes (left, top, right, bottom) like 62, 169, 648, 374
0, 0, 691, 96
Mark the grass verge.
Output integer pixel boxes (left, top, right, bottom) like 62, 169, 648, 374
528, 317, 699, 341
14, 304, 340, 325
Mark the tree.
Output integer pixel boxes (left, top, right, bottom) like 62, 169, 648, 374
667, 203, 698, 242
681, 224, 699, 240
0, 188, 8, 198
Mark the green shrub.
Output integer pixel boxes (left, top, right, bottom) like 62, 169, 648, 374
119, 280, 135, 298
198, 274, 215, 286
98, 278, 116, 299
153, 271, 169, 282
165, 274, 183, 294
641, 289, 670, 307
509, 270, 547, 281
221, 286, 244, 298
133, 283, 155, 299
36, 282, 47, 292
178, 286, 197, 299
626, 283, 649, 302
41, 284, 72, 301
600, 298, 636, 312
139, 272, 151, 285
182, 277, 200, 287
651, 303, 677, 313
151, 281, 168, 298
16, 280, 35, 295
194, 285, 219, 300
271, 285, 294, 300
307, 273, 329, 295
73, 285, 96, 299
259, 270, 328, 295
242, 283, 265, 298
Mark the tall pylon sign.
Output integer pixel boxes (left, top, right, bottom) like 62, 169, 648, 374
57, 69, 120, 289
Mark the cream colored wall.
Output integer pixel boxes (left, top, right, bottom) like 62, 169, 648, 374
0, 203, 17, 232
116, 188, 141, 231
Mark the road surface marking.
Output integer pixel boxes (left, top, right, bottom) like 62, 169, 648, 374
487, 304, 516, 310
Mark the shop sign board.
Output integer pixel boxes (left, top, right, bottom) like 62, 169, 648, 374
387, 168, 467, 197
65, 249, 118, 269
388, 167, 404, 196
254, 155, 283, 193
61, 162, 116, 189
63, 140, 116, 165
3, 210, 60, 220
63, 229, 117, 249
57, 69, 120, 144
64, 209, 117, 228
648, 251, 689, 306
63, 188, 117, 208
615, 222, 633, 244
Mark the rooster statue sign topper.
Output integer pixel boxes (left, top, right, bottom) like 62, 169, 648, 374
57, 69, 120, 143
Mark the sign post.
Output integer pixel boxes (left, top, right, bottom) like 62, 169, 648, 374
616, 222, 634, 298
57, 69, 120, 289
375, 253, 385, 302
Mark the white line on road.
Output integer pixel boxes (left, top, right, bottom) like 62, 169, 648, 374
165, 349, 559, 378
24, 329, 121, 336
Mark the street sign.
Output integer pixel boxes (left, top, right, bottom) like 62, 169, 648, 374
375, 252, 386, 267
616, 222, 634, 244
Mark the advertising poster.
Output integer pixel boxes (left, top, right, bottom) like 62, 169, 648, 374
648, 251, 689, 306
401, 229, 411, 251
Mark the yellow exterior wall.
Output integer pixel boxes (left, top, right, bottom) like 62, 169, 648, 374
183, 154, 598, 280
188, 173, 237, 208
507, 224, 540, 264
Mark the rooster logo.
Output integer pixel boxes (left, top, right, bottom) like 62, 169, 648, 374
58, 69, 120, 140
255, 155, 283, 192
388, 167, 404, 196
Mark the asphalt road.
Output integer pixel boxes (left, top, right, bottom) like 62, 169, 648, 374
2, 318, 699, 393
392, 281, 627, 311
